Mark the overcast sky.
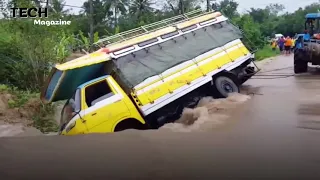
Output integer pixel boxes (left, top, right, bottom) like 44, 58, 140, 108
63, 0, 320, 14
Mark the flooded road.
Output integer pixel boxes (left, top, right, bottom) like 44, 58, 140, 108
1, 55, 320, 179
238, 54, 320, 131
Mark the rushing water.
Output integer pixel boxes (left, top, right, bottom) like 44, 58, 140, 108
160, 93, 251, 132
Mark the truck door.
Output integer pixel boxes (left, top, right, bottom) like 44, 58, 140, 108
82, 77, 130, 133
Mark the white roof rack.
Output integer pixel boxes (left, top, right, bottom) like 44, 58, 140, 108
94, 9, 215, 47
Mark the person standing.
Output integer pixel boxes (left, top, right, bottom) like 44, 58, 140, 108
291, 37, 295, 52
284, 36, 292, 55
296, 36, 303, 49
278, 36, 285, 54
271, 39, 277, 51
303, 30, 310, 41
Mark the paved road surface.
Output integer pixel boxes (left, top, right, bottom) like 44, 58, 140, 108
1, 55, 320, 179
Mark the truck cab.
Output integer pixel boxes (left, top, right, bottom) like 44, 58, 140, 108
305, 13, 320, 37
60, 75, 145, 135
295, 13, 320, 47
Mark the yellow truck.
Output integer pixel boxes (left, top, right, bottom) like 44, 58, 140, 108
40, 10, 256, 135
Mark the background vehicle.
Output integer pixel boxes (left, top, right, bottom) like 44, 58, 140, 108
294, 33, 304, 40
41, 10, 256, 135
275, 33, 284, 40
294, 13, 320, 73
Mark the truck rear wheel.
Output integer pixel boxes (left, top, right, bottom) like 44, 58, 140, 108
294, 50, 308, 74
211, 73, 240, 98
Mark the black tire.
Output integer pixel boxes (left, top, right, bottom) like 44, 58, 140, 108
294, 50, 308, 74
211, 73, 240, 98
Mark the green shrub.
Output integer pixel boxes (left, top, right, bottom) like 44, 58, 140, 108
255, 45, 280, 61
32, 103, 59, 133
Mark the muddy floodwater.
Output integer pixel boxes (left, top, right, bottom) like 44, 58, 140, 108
1, 55, 320, 179
159, 93, 250, 132
158, 54, 320, 133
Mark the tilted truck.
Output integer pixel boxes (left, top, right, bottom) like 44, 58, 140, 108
40, 10, 257, 135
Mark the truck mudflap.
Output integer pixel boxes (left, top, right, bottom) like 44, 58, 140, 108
40, 50, 111, 103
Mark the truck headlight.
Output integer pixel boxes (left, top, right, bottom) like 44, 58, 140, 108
66, 121, 76, 132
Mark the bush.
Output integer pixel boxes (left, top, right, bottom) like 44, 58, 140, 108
255, 45, 280, 60
0, 19, 77, 90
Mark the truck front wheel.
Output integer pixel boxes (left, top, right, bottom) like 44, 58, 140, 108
114, 119, 147, 132
211, 73, 240, 98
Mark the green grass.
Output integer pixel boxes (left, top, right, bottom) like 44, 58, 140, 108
255, 45, 280, 61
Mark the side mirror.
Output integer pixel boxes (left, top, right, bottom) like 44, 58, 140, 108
69, 99, 81, 114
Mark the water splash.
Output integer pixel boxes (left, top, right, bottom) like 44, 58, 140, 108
160, 93, 251, 132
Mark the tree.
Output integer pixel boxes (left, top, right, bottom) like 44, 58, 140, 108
248, 8, 270, 23
105, 0, 128, 29
82, 0, 112, 35
166, 0, 202, 15
273, 3, 320, 36
215, 0, 239, 19
266, 3, 285, 15
129, 0, 154, 21
233, 14, 264, 49
50, 0, 70, 15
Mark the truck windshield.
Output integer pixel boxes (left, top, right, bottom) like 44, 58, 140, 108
305, 19, 320, 35
114, 20, 242, 87
60, 89, 81, 127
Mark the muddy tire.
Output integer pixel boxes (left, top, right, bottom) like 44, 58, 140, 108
211, 73, 240, 98
294, 50, 308, 74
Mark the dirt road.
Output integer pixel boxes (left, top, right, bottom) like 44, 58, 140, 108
1, 55, 320, 179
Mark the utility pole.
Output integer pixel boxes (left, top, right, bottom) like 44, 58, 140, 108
89, 0, 94, 52
206, 0, 210, 12
179, 0, 184, 14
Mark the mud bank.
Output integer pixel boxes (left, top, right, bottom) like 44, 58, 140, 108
0, 90, 60, 137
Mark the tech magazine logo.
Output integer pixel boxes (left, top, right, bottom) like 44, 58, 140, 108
10, 7, 71, 26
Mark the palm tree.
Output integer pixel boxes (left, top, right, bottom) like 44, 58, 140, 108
166, 0, 202, 15
104, 0, 128, 29
129, 0, 154, 21
50, 0, 70, 15
82, 0, 110, 29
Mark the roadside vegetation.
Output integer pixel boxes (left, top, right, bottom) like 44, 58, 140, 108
0, 0, 318, 132
255, 46, 280, 61
0, 84, 58, 132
